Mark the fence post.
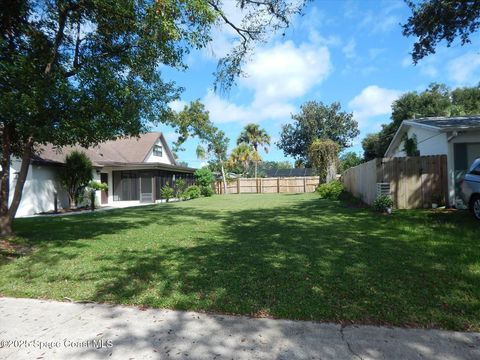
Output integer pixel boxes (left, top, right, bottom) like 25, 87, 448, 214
303, 177, 307, 193
237, 178, 240, 194
277, 178, 280, 193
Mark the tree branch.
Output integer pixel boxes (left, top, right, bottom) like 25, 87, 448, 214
44, 6, 68, 75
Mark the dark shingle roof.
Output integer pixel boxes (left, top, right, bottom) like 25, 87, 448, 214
34, 132, 169, 167
410, 116, 480, 130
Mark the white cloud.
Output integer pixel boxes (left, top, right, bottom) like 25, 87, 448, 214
201, 39, 332, 124
169, 100, 187, 112
242, 40, 331, 107
202, 90, 295, 124
342, 38, 356, 59
447, 53, 480, 85
359, 2, 404, 34
348, 85, 402, 127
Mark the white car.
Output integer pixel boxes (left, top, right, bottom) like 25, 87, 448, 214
460, 158, 480, 220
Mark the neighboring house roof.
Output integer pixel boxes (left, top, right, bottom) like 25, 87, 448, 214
33, 132, 179, 168
385, 116, 480, 157
405, 116, 480, 131
264, 168, 315, 177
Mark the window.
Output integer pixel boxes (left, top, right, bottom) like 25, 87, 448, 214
153, 145, 163, 157
471, 163, 480, 175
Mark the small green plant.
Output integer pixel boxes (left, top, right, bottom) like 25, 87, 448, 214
161, 184, 174, 202
373, 194, 394, 213
88, 180, 108, 192
316, 180, 344, 200
175, 178, 188, 199
200, 185, 214, 197
184, 185, 201, 200
194, 168, 215, 187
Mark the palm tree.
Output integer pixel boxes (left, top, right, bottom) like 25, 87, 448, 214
229, 143, 258, 176
237, 123, 271, 178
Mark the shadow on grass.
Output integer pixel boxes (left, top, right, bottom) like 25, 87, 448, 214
3, 195, 480, 330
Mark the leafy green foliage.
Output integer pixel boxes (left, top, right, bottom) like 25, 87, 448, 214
184, 185, 201, 200
194, 168, 214, 187
308, 139, 340, 183
316, 180, 344, 200
340, 152, 363, 172
161, 185, 174, 203
403, 0, 480, 63
362, 84, 480, 160
58, 151, 93, 208
373, 195, 394, 213
237, 123, 271, 178
200, 186, 214, 197
228, 143, 259, 176
88, 181, 108, 192
402, 134, 420, 156
278, 101, 359, 165
175, 178, 188, 199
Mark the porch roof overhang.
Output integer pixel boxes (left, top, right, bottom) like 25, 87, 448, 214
98, 161, 196, 173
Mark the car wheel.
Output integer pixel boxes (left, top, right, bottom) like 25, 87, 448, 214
470, 195, 480, 220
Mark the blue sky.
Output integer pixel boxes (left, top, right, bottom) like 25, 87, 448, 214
153, 0, 480, 167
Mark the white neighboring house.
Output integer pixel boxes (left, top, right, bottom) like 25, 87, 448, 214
385, 116, 480, 207
8, 132, 195, 217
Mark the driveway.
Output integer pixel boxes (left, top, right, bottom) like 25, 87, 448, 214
0, 297, 478, 360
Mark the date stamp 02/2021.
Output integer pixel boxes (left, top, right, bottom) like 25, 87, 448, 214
0, 338, 114, 350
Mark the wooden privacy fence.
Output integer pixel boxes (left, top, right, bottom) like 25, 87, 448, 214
215, 176, 320, 194
342, 155, 448, 209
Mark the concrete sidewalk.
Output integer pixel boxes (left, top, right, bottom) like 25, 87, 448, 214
0, 297, 478, 360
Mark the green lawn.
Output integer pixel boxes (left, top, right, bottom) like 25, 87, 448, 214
1, 193, 479, 331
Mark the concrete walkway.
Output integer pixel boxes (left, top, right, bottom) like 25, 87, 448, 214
0, 297, 478, 360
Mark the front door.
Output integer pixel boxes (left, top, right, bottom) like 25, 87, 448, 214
140, 174, 154, 203
100, 173, 108, 204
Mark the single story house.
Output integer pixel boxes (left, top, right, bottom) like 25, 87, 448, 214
8, 132, 195, 217
385, 116, 480, 207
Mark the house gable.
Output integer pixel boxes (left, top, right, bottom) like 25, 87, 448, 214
385, 124, 447, 157
143, 133, 176, 165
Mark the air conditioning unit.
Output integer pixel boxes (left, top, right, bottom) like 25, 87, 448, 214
376, 182, 391, 197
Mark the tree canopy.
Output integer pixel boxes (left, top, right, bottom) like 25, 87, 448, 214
403, 0, 480, 63
277, 101, 359, 166
0, 0, 303, 235
361, 83, 480, 160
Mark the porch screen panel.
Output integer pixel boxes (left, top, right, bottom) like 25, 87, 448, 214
113, 171, 140, 201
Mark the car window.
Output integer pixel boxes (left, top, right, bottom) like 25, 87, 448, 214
471, 164, 480, 175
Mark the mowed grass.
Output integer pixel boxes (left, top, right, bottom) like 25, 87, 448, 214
1, 193, 479, 331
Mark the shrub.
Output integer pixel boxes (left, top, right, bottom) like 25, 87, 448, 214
161, 185, 174, 202
59, 151, 93, 208
316, 180, 344, 200
184, 185, 201, 200
175, 178, 187, 199
194, 168, 214, 187
373, 194, 394, 213
200, 185, 214, 197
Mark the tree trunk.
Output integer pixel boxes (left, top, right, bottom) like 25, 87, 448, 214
220, 161, 227, 195
6, 138, 34, 231
0, 127, 12, 237
325, 159, 337, 183
254, 161, 258, 179
0, 214, 12, 237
